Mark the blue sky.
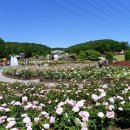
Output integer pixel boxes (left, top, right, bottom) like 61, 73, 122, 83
0, 0, 130, 48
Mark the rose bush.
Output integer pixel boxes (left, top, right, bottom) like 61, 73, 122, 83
0, 78, 130, 129
3, 65, 130, 81
3, 63, 96, 79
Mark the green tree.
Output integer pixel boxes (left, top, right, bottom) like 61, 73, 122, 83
0, 38, 6, 58
106, 52, 113, 64
121, 42, 129, 50
86, 50, 100, 60
65, 39, 129, 54
0, 38, 4, 43
79, 50, 86, 59
124, 50, 130, 61
5, 42, 51, 58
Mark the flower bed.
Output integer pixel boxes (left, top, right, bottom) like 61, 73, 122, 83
3, 65, 130, 81
3, 63, 95, 79
112, 61, 130, 66
0, 79, 130, 129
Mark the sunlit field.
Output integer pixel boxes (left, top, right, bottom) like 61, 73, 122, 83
114, 55, 125, 61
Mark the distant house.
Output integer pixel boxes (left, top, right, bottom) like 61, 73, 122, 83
113, 50, 124, 55
51, 50, 64, 60
19, 53, 25, 59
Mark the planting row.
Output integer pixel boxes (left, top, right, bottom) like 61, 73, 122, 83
3, 64, 130, 81
3, 63, 96, 79
0, 79, 130, 129
112, 61, 130, 66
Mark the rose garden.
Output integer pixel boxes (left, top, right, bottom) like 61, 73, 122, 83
1, 62, 130, 130
1, 39, 130, 130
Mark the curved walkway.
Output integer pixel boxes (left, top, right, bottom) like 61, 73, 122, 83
0, 69, 39, 83
0, 62, 98, 85
0, 68, 56, 87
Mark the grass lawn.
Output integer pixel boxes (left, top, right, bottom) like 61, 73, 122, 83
114, 55, 125, 61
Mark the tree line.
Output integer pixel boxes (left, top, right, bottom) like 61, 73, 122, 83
0, 38, 51, 58
0, 38, 129, 59
64, 39, 129, 54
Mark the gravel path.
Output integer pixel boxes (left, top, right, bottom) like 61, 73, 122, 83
0, 68, 56, 87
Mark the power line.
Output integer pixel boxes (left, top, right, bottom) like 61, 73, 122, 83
102, 0, 130, 21
82, 0, 130, 31
66, 0, 130, 32
116, 0, 130, 13
65, 0, 103, 20
44, 0, 127, 34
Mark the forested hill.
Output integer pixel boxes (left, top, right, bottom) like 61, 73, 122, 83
5, 42, 51, 57
64, 39, 129, 54
0, 38, 129, 58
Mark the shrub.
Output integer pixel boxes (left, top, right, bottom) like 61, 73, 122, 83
86, 50, 101, 60
124, 50, 130, 61
106, 52, 113, 64
79, 50, 86, 60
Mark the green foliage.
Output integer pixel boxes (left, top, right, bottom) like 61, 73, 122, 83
124, 50, 130, 61
1, 70, 130, 129
86, 50, 100, 60
0, 37, 7, 58
79, 51, 86, 59
5, 64, 130, 81
5, 42, 51, 58
3, 65, 130, 129
65, 39, 129, 54
0, 37, 4, 43
1, 37, 129, 59
106, 52, 113, 64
